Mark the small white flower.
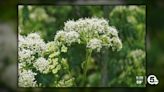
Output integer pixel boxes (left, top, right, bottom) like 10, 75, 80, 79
33, 57, 49, 74
65, 31, 80, 45
18, 70, 37, 87
109, 27, 118, 36
19, 33, 46, 55
27, 33, 46, 53
111, 37, 122, 51
18, 62, 26, 71
63, 18, 122, 51
18, 49, 34, 63
45, 41, 59, 54
27, 33, 41, 39
64, 20, 76, 32
54, 30, 66, 42
55, 31, 80, 46
87, 38, 102, 52
64, 18, 110, 34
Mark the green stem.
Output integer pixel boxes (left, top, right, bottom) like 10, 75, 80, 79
83, 49, 92, 86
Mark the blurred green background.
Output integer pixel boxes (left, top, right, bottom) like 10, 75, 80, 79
0, 0, 164, 92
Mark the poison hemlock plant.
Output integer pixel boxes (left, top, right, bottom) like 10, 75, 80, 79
18, 18, 122, 87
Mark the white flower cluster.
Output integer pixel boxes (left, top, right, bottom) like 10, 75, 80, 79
18, 33, 47, 87
19, 33, 46, 64
20, 33, 46, 54
19, 32, 75, 87
18, 49, 34, 64
87, 38, 102, 52
18, 70, 37, 87
18, 18, 122, 87
108, 27, 118, 37
55, 30, 80, 46
33, 57, 49, 74
45, 41, 60, 55
129, 49, 145, 61
65, 31, 80, 45
110, 37, 122, 51
62, 18, 122, 52
64, 18, 110, 34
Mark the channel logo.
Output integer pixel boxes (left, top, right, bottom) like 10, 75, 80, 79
147, 75, 159, 85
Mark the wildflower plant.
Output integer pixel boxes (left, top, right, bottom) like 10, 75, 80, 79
18, 33, 74, 87
18, 18, 122, 87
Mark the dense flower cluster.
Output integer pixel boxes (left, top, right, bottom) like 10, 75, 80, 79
18, 70, 37, 87
18, 33, 46, 64
64, 18, 110, 34
87, 38, 102, 52
62, 18, 122, 51
18, 33, 46, 87
18, 49, 34, 64
19, 33, 46, 54
33, 57, 49, 74
55, 31, 80, 46
19, 33, 74, 87
18, 18, 122, 87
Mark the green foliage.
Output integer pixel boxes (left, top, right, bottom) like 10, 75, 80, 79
108, 6, 146, 87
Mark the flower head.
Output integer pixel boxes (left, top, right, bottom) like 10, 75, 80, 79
18, 70, 37, 87
65, 31, 80, 45
63, 18, 122, 51
87, 38, 102, 52
18, 49, 34, 63
55, 31, 80, 46
19, 33, 46, 55
110, 37, 122, 51
33, 57, 49, 74
64, 18, 110, 35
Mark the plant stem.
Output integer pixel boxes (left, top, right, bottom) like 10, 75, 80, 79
82, 49, 92, 86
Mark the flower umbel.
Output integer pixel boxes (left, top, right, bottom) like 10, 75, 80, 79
18, 70, 37, 87
33, 57, 49, 74
87, 38, 102, 52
